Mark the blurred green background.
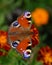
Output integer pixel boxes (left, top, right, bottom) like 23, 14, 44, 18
0, 0, 52, 65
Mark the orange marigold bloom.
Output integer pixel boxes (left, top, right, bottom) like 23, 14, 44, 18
37, 46, 52, 65
0, 30, 11, 56
0, 31, 7, 47
31, 8, 49, 26
30, 24, 39, 47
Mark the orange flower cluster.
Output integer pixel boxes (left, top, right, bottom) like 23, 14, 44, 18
30, 24, 39, 47
0, 30, 11, 56
31, 8, 49, 26
37, 46, 52, 65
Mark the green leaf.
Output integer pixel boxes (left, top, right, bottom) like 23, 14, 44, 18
0, 25, 8, 31
34, 61, 43, 65
0, 14, 5, 26
40, 34, 47, 42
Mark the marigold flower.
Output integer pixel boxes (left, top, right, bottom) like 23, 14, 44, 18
31, 8, 49, 26
37, 46, 52, 65
0, 30, 11, 56
0, 30, 8, 47
30, 24, 39, 47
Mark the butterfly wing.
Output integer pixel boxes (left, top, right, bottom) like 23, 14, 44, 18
16, 37, 32, 59
8, 20, 32, 48
17, 11, 32, 29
